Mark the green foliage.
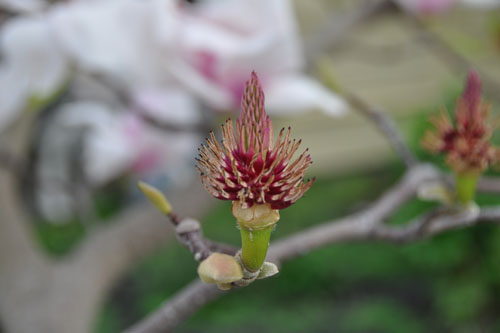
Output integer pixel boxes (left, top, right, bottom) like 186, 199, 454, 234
34, 219, 85, 256
94, 306, 121, 333
338, 299, 424, 333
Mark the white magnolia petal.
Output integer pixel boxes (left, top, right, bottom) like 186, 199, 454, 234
165, 57, 234, 110
183, 0, 303, 70
133, 87, 202, 127
57, 101, 135, 185
265, 75, 348, 117
169, 0, 304, 109
49, 0, 158, 84
0, 17, 68, 131
85, 127, 135, 185
1, 17, 68, 96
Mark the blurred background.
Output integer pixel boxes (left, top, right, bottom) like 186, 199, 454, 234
0, 0, 500, 332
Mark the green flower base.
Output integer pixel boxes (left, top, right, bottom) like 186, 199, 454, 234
240, 227, 273, 272
455, 171, 479, 206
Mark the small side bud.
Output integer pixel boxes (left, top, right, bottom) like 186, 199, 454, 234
257, 262, 279, 279
197, 253, 243, 286
417, 181, 454, 206
137, 181, 172, 215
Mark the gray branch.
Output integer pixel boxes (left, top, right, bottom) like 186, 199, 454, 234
305, 0, 393, 66
477, 176, 500, 193
174, 218, 213, 262
393, 0, 500, 102
124, 281, 222, 333
303, 1, 417, 168
342, 92, 418, 169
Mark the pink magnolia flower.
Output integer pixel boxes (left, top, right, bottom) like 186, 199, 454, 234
172, 0, 346, 115
0, 0, 346, 133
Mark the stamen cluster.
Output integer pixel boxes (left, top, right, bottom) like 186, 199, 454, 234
197, 72, 314, 209
422, 71, 500, 173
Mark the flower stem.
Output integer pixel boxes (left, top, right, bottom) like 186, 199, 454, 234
240, 227, 273, 272
455, 171, 479, 205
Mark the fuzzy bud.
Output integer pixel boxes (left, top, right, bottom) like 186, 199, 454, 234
137, 181, 172, 215
197, 253, 243, 287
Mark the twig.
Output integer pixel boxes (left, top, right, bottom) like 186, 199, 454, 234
372, 207, 476, 242
124, 280, 222, 333
305, 0, 393, 66
342, 92, 418, 168
394, 1, 500, 102
205, 239, 238, 256
171, 218, 237, 261
174, 218, 212, 262
87, 72, 212, 134
477, 176, 500, 193
269, 164, 437, 261
166, 207, 235, 262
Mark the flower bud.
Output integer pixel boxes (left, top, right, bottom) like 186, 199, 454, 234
257, 262, 279, 279
137, 181, 172, 215
197, 253, 243, 286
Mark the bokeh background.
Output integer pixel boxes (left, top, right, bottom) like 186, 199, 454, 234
1, 0, 500, 332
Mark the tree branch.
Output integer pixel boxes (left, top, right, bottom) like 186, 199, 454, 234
174, 218, 213, 262
305, 0, 393, 66
477, 176, 500, 193
124, 280, 222, 333
342, 92, 418, 168
304, 2, 417, 169
394, 1, 500, 102
268, 164, 437, 261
